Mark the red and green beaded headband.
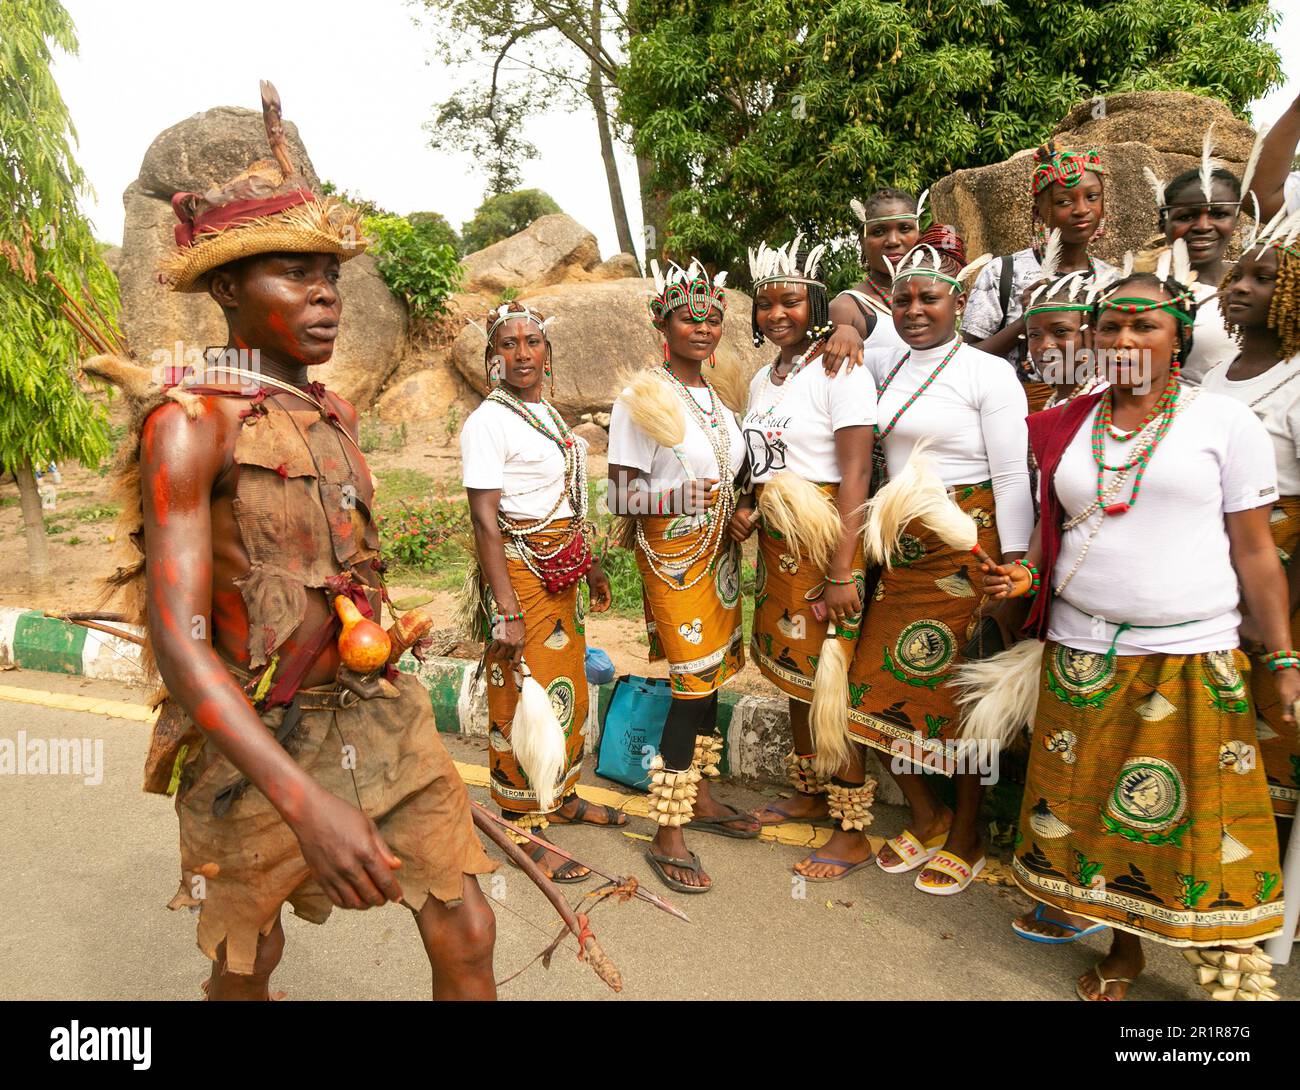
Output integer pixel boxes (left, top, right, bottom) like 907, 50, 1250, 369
648, 258, 728, 321
1032, 145, 1104, 197
1096, 294, 1195, 326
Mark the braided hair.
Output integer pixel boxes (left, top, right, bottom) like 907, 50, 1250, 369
1219, 245, 1300, 360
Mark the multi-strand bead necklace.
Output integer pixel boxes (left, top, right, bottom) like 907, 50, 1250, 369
485, 388, 589, 579
1055, 383, 1198, 595
635, 366, 735, 591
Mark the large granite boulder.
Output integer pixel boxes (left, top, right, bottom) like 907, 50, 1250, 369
931, 92, 1257, 266
374, 358, 480, 430
116, 106, 407, 410
449, 278, 770, 421
461, 213, 602, 294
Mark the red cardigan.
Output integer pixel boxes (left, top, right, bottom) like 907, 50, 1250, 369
1024, 390, 1106, 640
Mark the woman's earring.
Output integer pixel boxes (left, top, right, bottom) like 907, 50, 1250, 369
1093, 215, 1107, 241
708, 353, 717, 368
1032, 216, 1048, 252
488, 356, 503, 387
662, 341, 670, 363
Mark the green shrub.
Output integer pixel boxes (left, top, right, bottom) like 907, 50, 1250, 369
460, 189, 561, 253
362, 213, 464, 319
377, 498, 471, 571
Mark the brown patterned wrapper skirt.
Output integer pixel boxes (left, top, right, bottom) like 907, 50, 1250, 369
481, 522, 589, 814
749, 482, 864, 704
1013, 643, 1284, 947
845, 480, 1000, 771
635, 497, 744, 697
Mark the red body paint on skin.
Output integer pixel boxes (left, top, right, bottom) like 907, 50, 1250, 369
150, 461, 171, 526
191, 697, 230, 738
211, 589, 250, 661
266, 310, 310, 364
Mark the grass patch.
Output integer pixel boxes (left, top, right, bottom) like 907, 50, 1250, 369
374, 467, 438, 505
359, 410, 407, 453
71, 503, 118, 523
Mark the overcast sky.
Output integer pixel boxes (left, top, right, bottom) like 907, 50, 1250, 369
54, 0, 1300, 262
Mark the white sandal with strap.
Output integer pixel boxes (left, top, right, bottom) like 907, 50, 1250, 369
1076, 964, 1134, 1002
876, 828, 946, 874
914, 849, 985, 895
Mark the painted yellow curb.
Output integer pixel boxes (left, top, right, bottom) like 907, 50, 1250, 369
0, 683, 158, 724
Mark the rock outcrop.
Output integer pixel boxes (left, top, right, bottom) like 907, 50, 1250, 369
460, 213, 602, 294
448, 278, 770, 421
931, 92, 1257, 266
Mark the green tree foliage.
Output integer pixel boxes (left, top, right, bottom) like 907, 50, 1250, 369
460, 188, 563, 252
408, 211, 462, 255
1, 0, 117, 578
362, 214, 465, 319
620, 0, 1282, 275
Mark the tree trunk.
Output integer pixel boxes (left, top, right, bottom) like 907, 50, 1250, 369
588, 0, 639, 269
637, 153, 669, 264
15, 460, 50, 585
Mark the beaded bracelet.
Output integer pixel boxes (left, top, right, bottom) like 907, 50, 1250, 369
1261, 649, 1300, 664
824, 575, 855, 586
1014, 558, 1042, 599
1264, 656, 1300, 673
492, 610, 525, 625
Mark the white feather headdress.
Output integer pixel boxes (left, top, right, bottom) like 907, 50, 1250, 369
749, 231, 827, 287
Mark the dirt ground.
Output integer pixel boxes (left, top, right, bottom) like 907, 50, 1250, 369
0, 429, 778, 697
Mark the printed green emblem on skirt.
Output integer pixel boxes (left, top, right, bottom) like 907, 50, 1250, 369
750, 482, 864, 704
844, 480, 1000, 768
1013, 643, 1285, 948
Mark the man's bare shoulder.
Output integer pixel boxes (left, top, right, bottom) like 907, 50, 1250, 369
139, 394, 243, 469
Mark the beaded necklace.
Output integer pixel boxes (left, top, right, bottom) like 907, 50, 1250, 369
485, 388, 589, 575
1089, 378, 1180, 515
1054, 385, 1200, 596
864, 270, 893, 305
875, 339, 963, 442
635, 368, 735, 591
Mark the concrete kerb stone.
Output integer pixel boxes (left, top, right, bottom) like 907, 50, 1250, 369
0, 605, 902, 800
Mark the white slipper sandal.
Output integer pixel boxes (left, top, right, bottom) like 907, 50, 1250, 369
914, 849, 986, 895
876, 828, 946, 874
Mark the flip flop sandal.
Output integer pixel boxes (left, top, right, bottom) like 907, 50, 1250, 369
1012, 903, 1109, 945
689, 804, 762, 840
1075, 965, 1134, 1002
524, 841, 591, 884
875, 828, 947, 874
645, 848, 711, 895
752, 800, 835, 828
548, 797, 629, 828
914, 849, 986, 896
794, 852, 876, 883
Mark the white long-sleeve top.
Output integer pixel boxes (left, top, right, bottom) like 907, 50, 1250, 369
864, 338, 1034, 554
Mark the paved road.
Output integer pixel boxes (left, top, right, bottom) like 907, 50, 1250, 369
0, 670, 1294, 1001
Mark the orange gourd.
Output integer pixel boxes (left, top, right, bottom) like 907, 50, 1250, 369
334, 596, 391, 674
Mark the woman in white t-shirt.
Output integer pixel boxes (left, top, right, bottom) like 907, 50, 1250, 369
963, 142, 1114, 410
461, 303, 619, 883
607, 261, 757, 895
729, 236, 879, 880
819, 187, 914, 372
837, 224, 1034, 898
981, 253, 1296, 1001
1204, 237, 1300, 823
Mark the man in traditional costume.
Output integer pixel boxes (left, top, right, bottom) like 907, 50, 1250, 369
87, 83, 497, 1000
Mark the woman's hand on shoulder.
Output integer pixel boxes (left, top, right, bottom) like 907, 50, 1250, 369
820, 324, 864, 376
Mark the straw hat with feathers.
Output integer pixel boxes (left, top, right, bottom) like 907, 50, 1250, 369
158, 81, 367, 293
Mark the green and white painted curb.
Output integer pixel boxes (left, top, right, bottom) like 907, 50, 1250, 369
0, 605, 900, 794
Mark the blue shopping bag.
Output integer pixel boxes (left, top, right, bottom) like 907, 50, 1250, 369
595, 674, 673, 791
